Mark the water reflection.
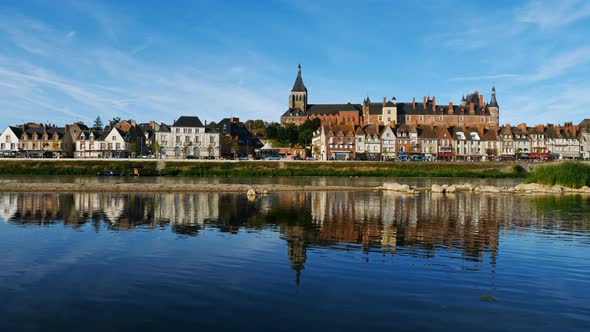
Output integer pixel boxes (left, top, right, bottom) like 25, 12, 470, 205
1, 191, 588, 276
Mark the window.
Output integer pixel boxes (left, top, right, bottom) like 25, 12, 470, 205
419, 116, 423, 122
175, 128, 180, 133
116, 143, 121, 150
210, 136, 215, 143
439, 116, 443, 121
175, 136, 180, 143
388, 109, 391, 115
358, 137, 363, 143
188, 129, 192, 134
185, 136, 190, 142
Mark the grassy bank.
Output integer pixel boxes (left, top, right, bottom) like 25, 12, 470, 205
0, 159, 528, 178
0, 160, 160, 176
526, 162, 590, 189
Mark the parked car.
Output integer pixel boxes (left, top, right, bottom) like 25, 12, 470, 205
266, 156, 281, 160
237, 156, 249, 160
97, 170, 118, 176
306, 157, 316, 160
185, 155, 198, 159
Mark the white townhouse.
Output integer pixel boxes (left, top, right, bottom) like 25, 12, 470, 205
99, 127, 131, 158
0, 126, 22, 157
380, 125, 396, 160
156, 116, 220, 159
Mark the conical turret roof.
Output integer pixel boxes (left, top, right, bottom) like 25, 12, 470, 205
291, 64, 307, 92
489, 86, 499, 108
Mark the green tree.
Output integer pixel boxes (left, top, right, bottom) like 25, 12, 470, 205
151, 141, 160, 156
265, 122, 281, 139
93, 116, 103, 129
298, 129, 313, 145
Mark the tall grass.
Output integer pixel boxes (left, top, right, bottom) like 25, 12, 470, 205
527, 162, 590, 189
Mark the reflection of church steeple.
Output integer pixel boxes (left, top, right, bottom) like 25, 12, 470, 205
286, 226, 307, 287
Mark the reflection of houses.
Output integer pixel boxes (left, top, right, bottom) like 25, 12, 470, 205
0, 193, 18, 222
153, 193, 219, 226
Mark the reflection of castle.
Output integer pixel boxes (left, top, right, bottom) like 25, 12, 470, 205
1, 190, 588, 285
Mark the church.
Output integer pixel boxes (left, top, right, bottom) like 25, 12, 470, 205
281, 65, 500, 129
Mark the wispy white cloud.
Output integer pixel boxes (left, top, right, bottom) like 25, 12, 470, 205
449, 74, 521, 82
518, 0, 590, 30
0, 14, 285, 128
525, 45, 590, 82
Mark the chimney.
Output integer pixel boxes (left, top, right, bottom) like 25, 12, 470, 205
423, 96, 427, 109
448, 101, 454, 114
479, 95, 484, 107
432, 96, 436, 112
149, 120, 155, 128
383, 97, 386, 106
412, 97, 416, 109
518, 123, 527, 131
469, 102, 475, 115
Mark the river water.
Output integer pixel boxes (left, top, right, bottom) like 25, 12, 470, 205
0, 177, 588, 331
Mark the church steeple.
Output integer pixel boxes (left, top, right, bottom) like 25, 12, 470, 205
489, 86, 499, 108
289, 64, 308, 112
291, 64, 307, 92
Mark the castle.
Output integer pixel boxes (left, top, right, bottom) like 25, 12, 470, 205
281, 65, 499, 129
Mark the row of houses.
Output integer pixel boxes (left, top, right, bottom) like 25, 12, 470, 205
311, 120, 590, 161
0, 116, 245, 159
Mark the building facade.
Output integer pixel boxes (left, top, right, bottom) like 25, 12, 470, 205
281, 65, 500, 129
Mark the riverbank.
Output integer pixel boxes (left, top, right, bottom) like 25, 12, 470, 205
0, 159, 527, 178
0, 179, 588, 195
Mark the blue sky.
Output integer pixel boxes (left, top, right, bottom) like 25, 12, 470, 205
1, 0, 589, 129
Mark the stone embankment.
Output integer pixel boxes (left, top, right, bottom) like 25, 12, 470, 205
0, 181, 587, 195
380, 182, 590, 195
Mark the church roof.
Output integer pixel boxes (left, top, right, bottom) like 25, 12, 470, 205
291, 64, 307, 92
307, 103, 362, 115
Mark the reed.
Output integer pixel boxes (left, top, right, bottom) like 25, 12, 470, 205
527, 162, 590, 189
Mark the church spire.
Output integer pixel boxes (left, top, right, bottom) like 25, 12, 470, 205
291, 64, 307, 92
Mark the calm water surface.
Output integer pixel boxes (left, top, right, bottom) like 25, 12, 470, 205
0, 178, 588, 332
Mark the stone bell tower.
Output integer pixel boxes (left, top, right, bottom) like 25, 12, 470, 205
488, 86, 499, 126
289, 64, 307, 112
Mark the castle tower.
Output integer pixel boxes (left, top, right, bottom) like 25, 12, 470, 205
289, 64, 308, 112
488, 86, 499, 126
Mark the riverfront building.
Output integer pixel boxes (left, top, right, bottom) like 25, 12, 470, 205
281, 65, 499, 129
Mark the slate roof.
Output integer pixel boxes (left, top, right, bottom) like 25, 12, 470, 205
482, 128, 499, 141
173, 116, 204, 127
158, 123, 171, 133
307, 103, 362, 115
291, 64, 307, 92
8, 126, 23, 138
489, 87, 499, 108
